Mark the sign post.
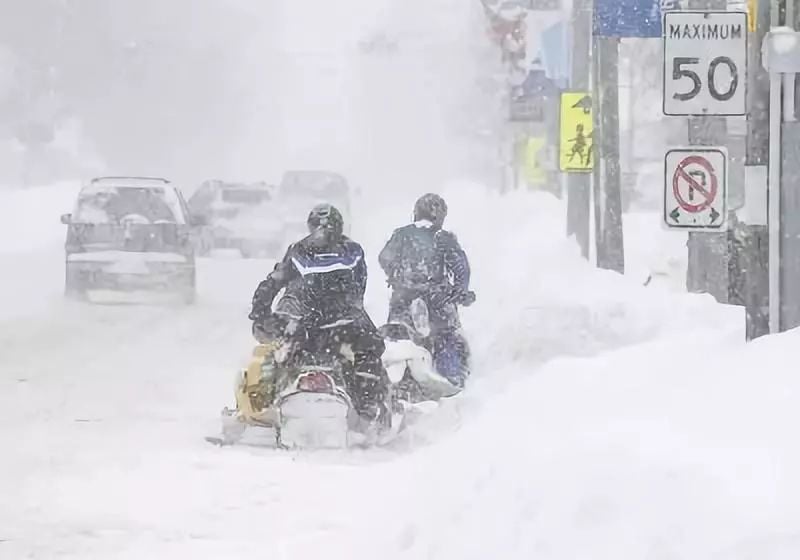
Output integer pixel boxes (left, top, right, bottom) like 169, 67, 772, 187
566, 0, 593, 260
664, 147, 729, 231
663, 11, 748, 116
662, 3, 744, 306
591, 0, 664, 274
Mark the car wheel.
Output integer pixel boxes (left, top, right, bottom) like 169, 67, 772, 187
64, 265, 87, 301
181, 267, 197, 305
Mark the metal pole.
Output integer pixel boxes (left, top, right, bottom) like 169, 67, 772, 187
769, 0, 784, 332
742, 0, 773, 340
567, 0, 592, 259
685, 0, 730, 303
769, 66, 782, 333
592, 34, 625, 274
778, 0, 800, 331
784, 0, 796, 121
628, 43, 636, 174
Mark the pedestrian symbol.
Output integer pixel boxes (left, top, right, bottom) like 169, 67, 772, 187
560, 92, 594, 172
566, 123, 592, 167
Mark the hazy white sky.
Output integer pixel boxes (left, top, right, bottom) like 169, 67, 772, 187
1, 0, 503, 193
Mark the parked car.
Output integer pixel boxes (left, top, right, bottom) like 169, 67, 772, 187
188, 180, 281, 258
273, 170, 353, 244
60, 176, 201, 303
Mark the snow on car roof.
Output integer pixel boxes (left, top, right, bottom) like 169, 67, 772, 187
89, 176, 171, 188
219, 181, 271, 189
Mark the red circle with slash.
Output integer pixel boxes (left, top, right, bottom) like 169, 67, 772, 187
672, 156, 718, 213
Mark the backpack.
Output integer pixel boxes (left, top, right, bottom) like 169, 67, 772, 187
391, 224, 445, 291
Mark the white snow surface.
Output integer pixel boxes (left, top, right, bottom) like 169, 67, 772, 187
5, 177, 797, 560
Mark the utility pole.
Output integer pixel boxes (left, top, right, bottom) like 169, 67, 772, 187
592, 31, 625, 273
741, 0, 772, 339
684, 0, 730, 302
761, 0, 800, 332
779, 0, 800, 330
566, 0, 592, 259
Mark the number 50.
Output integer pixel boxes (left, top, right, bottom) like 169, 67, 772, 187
672, 56, 739, 102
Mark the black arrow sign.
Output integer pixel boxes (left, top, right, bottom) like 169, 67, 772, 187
669, 207, 680, 223
571, 95, 592, 115
709, 207, 720, 224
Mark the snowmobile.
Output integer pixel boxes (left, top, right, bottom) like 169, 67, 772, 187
380, 297, 463, 407
207, 318, 401, 450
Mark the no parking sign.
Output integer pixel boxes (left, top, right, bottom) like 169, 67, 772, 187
664, 147, 728, 231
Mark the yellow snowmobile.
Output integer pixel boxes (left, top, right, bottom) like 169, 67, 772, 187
207, 311, 422, 449
205, 339, 287, 446
206, 319, 359, 449
230, 341, 283, 425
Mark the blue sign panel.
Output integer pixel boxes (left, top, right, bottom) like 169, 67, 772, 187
593, 0, 662, 38
540, 21, 570, 88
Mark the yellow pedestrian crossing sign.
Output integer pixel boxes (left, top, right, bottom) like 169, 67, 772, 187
559, 92, 593, 172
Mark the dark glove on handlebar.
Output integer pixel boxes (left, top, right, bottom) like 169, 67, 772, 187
457, 290, 476, 307
430, 288, 476, 308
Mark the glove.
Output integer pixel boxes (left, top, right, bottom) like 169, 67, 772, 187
248, 304, 267, 322
457, 290, 476, 307
430, 287, 475, 309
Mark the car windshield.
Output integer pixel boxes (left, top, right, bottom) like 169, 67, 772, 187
72, 185, 186, 225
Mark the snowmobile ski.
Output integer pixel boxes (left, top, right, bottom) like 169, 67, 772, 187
204, 435, 236, 447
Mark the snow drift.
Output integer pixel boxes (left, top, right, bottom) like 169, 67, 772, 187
376, 323, 800, 560
358, 181, 740, 373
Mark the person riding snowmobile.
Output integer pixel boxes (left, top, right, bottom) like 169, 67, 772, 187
378, 193, 475, 389
248, 203, 389, 429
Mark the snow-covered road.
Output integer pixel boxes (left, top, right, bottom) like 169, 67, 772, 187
6, 182, 788, 560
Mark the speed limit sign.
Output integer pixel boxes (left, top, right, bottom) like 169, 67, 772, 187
663, 11, 747, 116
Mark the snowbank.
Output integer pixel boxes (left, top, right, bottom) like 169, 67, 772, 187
625, 210, 688, 291
382, 326, 800, 560
359, 181, 741, 373
0, 182, 81, 322
0, 181, 80, 255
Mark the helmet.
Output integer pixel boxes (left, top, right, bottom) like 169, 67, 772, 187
413, 193, 448, 229
307, 203, 344, 238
